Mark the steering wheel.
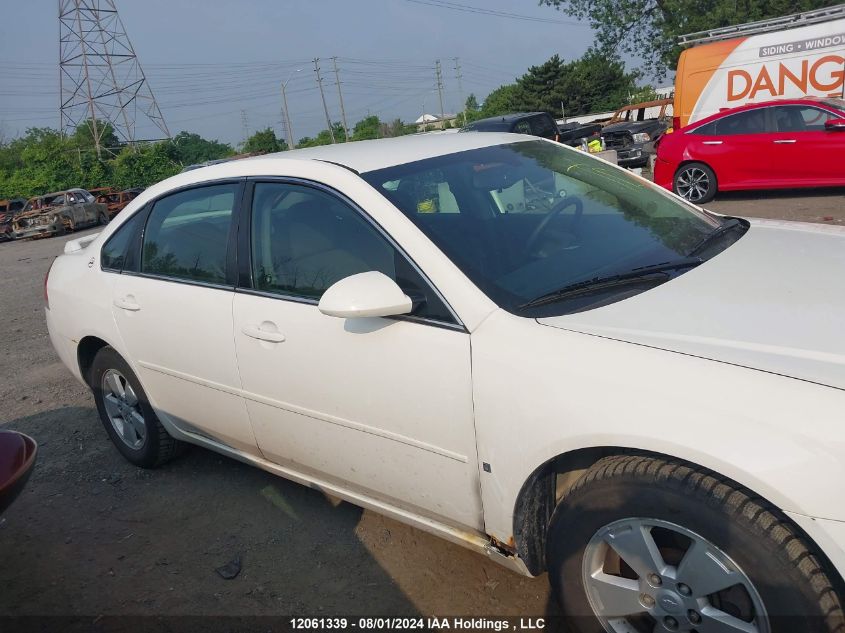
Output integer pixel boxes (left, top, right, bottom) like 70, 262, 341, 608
525, 195, 584, 255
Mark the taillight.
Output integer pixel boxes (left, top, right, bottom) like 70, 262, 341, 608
44, 258, 55, 309
672, 116, 681, 131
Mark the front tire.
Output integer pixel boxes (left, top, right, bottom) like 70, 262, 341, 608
90, 346, 184, 468
673, 162, 717, 204
547, 455, 844, 633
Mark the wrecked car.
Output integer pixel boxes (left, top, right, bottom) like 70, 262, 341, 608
11, 189, 107, 239
90, 187, 144, 220
0, 198, 26, 242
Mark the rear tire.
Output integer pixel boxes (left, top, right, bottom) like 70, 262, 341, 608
90, 346, 184, 468
98, 212, 108, 226
673, 162, 717, 204
546, 454, 844, 633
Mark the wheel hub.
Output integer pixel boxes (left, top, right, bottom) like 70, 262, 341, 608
582, 517, 769, 633
101, 369, 146, 450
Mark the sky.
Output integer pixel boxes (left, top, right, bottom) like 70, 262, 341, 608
0, 0, 632, 147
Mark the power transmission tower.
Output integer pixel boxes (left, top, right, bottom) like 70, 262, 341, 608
452, 57, 465, 125
435, 60, 445, 125
59, 0, 170, 158
331, 57, 350, 142
313, 58, 336, 144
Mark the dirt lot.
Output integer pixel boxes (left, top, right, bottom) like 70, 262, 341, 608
1, 188, 844, 630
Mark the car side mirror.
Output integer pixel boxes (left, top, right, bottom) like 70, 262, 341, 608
318, 271, 414, 319
824, 118, 845, 131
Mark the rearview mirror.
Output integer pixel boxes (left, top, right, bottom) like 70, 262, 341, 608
318, 271, 413, 319
824, 118, 845, 131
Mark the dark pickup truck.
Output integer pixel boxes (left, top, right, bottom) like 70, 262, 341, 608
460, 112, 560, 141
600, 98, 673, 168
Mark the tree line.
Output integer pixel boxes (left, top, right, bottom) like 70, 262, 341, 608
0, 49, 646, 199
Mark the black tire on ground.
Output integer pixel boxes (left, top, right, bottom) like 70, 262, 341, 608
98, 212, 108, 226
546, 454, 844, 633
673, 162, 718, 204
90, 346, 184, 468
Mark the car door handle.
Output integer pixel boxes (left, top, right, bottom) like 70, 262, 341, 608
773, 139, 796, 144
241, 324, 285, 343
113, 296, 140, 311
702, 140, 723, 145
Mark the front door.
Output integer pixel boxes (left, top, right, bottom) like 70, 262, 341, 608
110, 181, 257, 455
232, 181, 484, 530
768, 104, 845, 186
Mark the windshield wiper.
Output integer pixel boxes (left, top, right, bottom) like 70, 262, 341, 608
687, 217, 744, 257
517, 257, 703, 311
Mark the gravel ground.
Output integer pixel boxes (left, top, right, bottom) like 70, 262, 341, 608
1, 188, 844, 630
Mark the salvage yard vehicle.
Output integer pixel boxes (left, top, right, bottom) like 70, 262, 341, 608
12, 189, 107, 239
600, 98, 673, 168
674, 5, 845, 128
655, 97, 845, 202
0, 198, 26, 241
46, 133, 845, 632
90, 187, 144, 220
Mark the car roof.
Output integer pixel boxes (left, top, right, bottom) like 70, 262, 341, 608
687, 97, 844, 128
238, 131, 533, 173
463, 112, 548, 128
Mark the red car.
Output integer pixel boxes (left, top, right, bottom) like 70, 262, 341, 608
654, 97, 845, 203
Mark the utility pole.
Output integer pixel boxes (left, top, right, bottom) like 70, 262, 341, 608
435, 60, 445, 126
280, 68, 300, 151
281, 84, 294, 149
313, 58, 336, 144
452, 57, 465, 126
241, 110, 250, 145
331, 57, 350, 142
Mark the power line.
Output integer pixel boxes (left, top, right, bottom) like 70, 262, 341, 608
401, 0, 584, 25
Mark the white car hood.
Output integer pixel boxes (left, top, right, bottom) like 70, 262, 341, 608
539, 218, 845, 390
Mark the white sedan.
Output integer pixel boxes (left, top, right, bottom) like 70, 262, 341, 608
46, 132, 845, 632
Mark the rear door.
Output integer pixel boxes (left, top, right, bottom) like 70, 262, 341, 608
110, 181, 257, 455
768, 104, 845, 185
686, 108, 772, 188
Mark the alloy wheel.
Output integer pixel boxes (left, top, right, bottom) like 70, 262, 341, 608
582, 517, 769, 633
101, 369, 146, 450
676, 168, 710, 202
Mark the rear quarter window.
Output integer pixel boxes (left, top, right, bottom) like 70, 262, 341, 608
101, 212, 144, 272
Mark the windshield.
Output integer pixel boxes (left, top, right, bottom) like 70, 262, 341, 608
823, 98, 845, 113
362, 140, 729, 316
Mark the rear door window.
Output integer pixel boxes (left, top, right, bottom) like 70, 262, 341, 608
530, 115, 557, 139
141, 184, 236, 284
713, 109, 769, 135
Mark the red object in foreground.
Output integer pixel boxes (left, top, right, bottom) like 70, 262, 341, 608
0, 430, 37, 514
655, 97, 845, 204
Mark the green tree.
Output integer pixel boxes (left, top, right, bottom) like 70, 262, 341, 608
242, 127, 286, 154
170, 131, 234, 165
510, 51, 638, 116
352, 115, 382, 141
476, 83, 519, 119
111, 142, 181, 190
539, 0, 838, 77
72, 119, 120, 154
296, 123, 345, 148
465, 93, 479, 113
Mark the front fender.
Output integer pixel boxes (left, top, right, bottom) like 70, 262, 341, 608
471, 310, 845, 545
